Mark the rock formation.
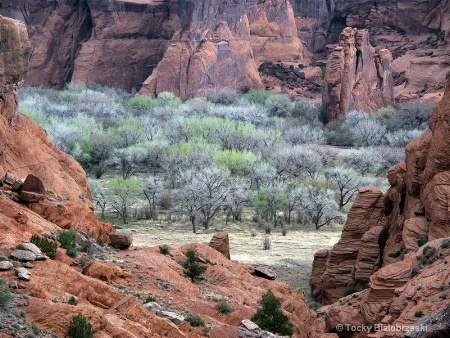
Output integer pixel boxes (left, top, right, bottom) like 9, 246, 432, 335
312, 78, 450, 336
321, 27, 394, 123
0, 0, 303, 98
310, 187, 386, 304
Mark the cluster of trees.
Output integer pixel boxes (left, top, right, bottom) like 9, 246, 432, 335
18, 84, 433, 232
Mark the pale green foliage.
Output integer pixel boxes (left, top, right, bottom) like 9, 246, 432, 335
215, 149, 259, 176
108, 178, 141, 224
265, 94, 292, 117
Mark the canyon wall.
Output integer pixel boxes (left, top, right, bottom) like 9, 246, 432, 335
0, 0, 303, 98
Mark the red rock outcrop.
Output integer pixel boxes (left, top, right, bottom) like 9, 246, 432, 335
209, 232, 230, 259
312, 79, 450, 336
321, 27, 394, 123
1, 0, 303, 97
310, 187, 386, 304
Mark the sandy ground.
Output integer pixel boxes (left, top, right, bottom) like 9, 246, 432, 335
126, 221, 342, 299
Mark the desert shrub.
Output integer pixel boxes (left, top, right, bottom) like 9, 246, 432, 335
144, 295, 156, 303
414, 311, 424, 318
385, 129, 423, 147
388, 250, 402, 258
30, 234, 57, 259
340, 110, 386, 147
183, 249, 207, 282
343, 287, 359, 296
128, 95, 157, 114
441, 239, 450, 249
385, 101, 434, 132
243, 89, 273, 105
263, 234, 272, 250
207, 88, 240, 105
250, 228, 258, 237
69, 313, 93, 338
417, 235, 428, 247
251, 290, 294, 336
159, 245, 171, 256
216, 299, 233, 313
0, 278, 14, 309
283, 125, 326, 145
157, 91, 182, 107
32, 324, 41, 336
58, 230, 78, 257
185, 315, 205, 327
281, 222, 288, 236
265, 94, 292, 117
291, 101, 321, 125
68, 296, 78, 306
346, 148, 384, 176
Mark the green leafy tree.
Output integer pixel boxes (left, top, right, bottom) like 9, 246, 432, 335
255, 184, 288, 227
69, 313, 93, 338
108, 178, 141, 224
251, 290, 294, 336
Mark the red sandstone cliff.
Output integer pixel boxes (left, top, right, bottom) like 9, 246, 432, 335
312, 78, 450, 336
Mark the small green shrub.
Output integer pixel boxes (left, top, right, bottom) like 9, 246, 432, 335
185, 315, 205, 327
343, 287, 359, 296
417, 235, 428, 247
414, 310, 424, 318
216, 299, 233, 314
144, 295, 156, 303
0, 278, 14, 309
30, 234, 57, 259
159, 245, 171, 256
68, 296, 78, 306
251, 290, 294, 337
32, 323, 41, 335
183, 249, 207, 282
69, 313, 93, 338
388, 250, 402, 258
58, 230, 78, 257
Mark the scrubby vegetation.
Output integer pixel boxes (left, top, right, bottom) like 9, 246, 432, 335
251, 289, 294, 336
183, 249, 207, 282
18, 84, 434, 233
0, 278, 14, 309
68, 313, 93, 338
58, 230, 78, 257
30, 234, 57, 259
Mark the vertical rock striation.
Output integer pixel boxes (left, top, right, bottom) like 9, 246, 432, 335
321, 27, 394, 124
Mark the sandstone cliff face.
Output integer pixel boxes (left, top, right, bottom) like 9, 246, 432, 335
0, 0, 303, 97
321, 27, 394, 123
312, 78, 450, 336
0, 15, 94, 206
139, 0, 304, 99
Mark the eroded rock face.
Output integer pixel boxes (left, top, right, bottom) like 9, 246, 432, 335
313, 79, 450, 336
321, 27, 394, 123
310, 187, 386, 304
1, 0, 302, 96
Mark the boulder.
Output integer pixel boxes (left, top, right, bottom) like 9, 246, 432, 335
10, 250, 36, 262
209, 232, 230, 259
241, 319, 260, 331
159, 311, 184, 325
11, 179, 23, 191
19, 191, 44, 203
18, 242, 42, 256
13, 212, 28, 225
109, 232, 133, 249
254, 266, 276, 280
15, 267, 31, 281
82, 259, 131, 283
144, 302, 162, 314
4, 171, 15, 185
0, 261, 13, 270
21, 174, 45, 195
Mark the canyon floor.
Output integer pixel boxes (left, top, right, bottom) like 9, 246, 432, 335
117, 217, 343, 305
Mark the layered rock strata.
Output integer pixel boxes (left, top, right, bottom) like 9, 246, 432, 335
321, 27, 394, 123
312, 78, 450, 336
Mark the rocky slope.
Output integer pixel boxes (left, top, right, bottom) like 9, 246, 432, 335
0, 15, 326, 338
311, 77, 450, 336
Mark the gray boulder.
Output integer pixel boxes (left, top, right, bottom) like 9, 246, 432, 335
18, 243, 42, 256
15, 267, 31, 281
109, 232, 133, 249
10, 250, 36, 262
0, 261, 13, 271
159, 311, 185, 325
241, 319, 260, 332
